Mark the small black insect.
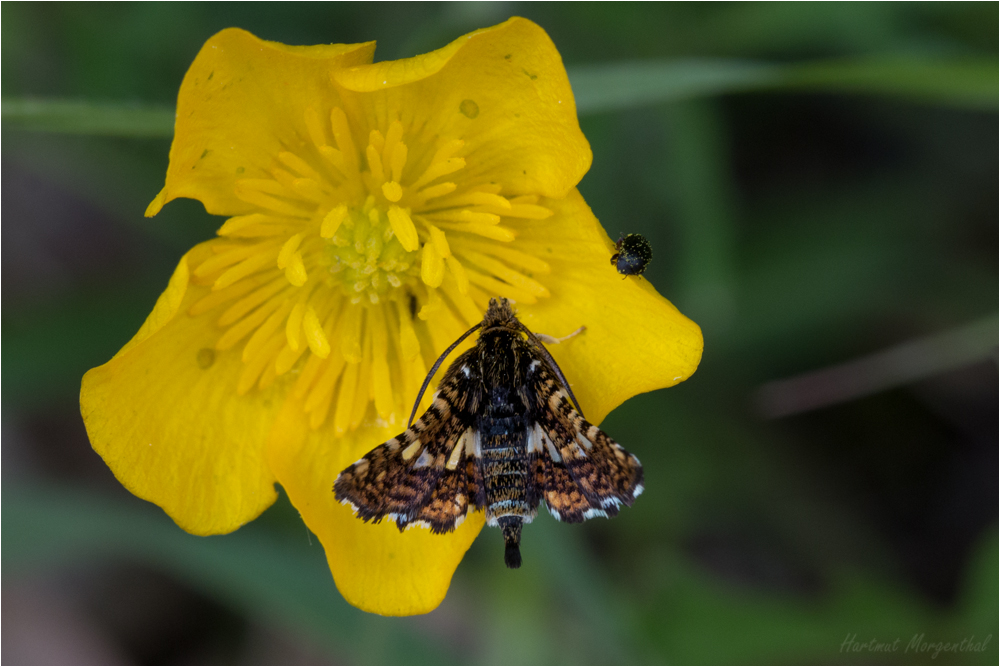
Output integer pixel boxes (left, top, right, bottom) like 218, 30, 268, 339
334, 298, 643, 569
610, 233, 652, 277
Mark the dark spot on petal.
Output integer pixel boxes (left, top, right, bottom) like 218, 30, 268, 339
207, 71, 214, 81
236, 166, 245, 174
521, 68, 537, 80
504, 54, 512, 60
199, 149, 209, 160
197, 348, 216, 369
459, 99, 479, 119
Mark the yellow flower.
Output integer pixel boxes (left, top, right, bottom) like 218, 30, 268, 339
80, 18, 702, 616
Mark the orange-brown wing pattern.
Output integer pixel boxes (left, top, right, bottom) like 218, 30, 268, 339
525, 360, 643, 522
334, 387, 484, 533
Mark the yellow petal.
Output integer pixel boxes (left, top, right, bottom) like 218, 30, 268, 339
504, 189, 704, 424
149, 29, 375, 217
333, 17, 590, 198
80, 242, 285, 535
266, 400, 484, 616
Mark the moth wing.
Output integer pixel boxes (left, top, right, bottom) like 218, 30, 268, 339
410, 439, 484, 533
334, 353, 485, 533
526, 362, 643, 522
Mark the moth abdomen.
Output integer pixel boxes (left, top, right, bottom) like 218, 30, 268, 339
498, 516, 523, 569
479, 411, 534, 570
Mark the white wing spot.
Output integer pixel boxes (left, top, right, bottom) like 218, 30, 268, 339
341, 500, 360, 513
405, 520, 432, 531
414, 449, 434, 468
527, 423, 544, 455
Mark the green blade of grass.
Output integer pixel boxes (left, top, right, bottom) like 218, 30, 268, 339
571, 57, 998, 114
2, 98, 174, 137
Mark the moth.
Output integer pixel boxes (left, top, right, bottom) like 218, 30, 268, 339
611, 233, 653, 277
334, 297, 643, 569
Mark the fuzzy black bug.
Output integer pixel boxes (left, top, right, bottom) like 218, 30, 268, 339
610, 233, 652, 277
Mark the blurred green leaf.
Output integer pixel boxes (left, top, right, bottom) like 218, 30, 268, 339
571, 57, 998, 114
2, 98, 174, 136
787, 58, 1000, 110
2, 484, 458, 664
571, 60, 784, 114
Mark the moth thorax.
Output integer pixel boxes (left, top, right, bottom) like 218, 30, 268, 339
498, 516, 522, 569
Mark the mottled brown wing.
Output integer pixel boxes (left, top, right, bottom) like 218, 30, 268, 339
525, 361, 643, 522
334, 366, 485, 533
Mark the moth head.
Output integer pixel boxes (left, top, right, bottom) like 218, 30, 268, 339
483, 297, 518, 329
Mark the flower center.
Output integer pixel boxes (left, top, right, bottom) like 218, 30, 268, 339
326, 199, 420, 304
188, 106, 556, 434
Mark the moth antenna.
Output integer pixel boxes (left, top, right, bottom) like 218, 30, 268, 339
517, 322, 585, 418
408, 322, 483, 427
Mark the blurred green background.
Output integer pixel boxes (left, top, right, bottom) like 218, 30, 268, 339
3, 2, 997, 663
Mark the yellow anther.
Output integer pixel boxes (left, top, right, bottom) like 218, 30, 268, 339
387, 206, 419, 252
285, 251, 308, 286
389, 143, 407, 183
421, 243, 445, 288
277, 233, 304, 269
448, 222, 515, 242
274, 341, 307, 376
302, 306, 330, 358
417, 182, 457, 201
242, 302, 292, 363
286, 303, 306, 351
445, 255, 469, 294
278, 151, 321, 181
291, 178, 324, 202
214, 249, 279, 290
411, 157, 465, 190
217, 213, 270, 237
382, 121, 403, 164
418, 288, 443, 320
382, 181, 403, 202
329, 107, 357, 169
428, 225, 451, 257
321, 204, 347, 238
216, 298, 283, 350
217, 278, 286, 327
368, 129, 385, 154
366, 144, 385, 182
